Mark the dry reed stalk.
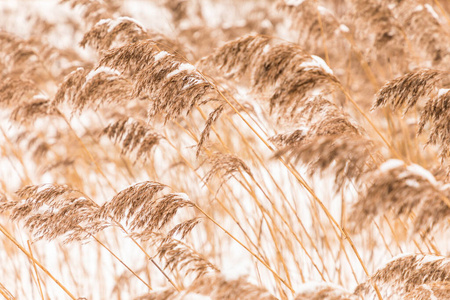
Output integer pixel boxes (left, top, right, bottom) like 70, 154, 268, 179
198, 34, 383, 298
188, 110, 330, 285
160, 132, 286, 277
0, 280, 15, 300
0, 224, 78, 299
2, 0, 450, 298
27, 240, 45, 300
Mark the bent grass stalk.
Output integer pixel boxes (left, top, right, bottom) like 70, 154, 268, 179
27, 240, 45, 300
0, 225, 77, 300
197, 71, 383, 297
2, 2, 450, 299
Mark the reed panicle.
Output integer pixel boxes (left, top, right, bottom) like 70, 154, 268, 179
80, 17, 148, 52
99, 40, 219, 122
403, 281, 450, 300
101, 118, 163, 163
197, 105, 224, 157
199, 35, 338, 116
372, 69, 443, 113
347, 0, 409, 70
272, 95, 376, 188
202, 152, 252, 187
0, 76, 40, 107
372, 69, 450, 164
355, 254, 450, 300
276, 0, 343, 58
350, 159, 450, 234
141, 272, 278, 300
11, 96, 59, 124
0, 184, 106, 242
54, 66, 133, 113
60, 0, 117, 26
156, 235, 219, 279
387, 0, 450, 68
1, 1, 450, 299
294, 282, 357, 300
419, 89, 450, 161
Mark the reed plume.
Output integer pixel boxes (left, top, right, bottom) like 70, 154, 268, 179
141, 273, 277, 300
54, 66, 133, 113
99, 40, 220, 121
355, 254, 450, 299
1, 1, 450, 299
350, 159, 450, 234
101, 118, 163, 163
372, 69, 443, 113
0, 184, 106, 242
295, 282, 357, 300
199, 35, 338, 116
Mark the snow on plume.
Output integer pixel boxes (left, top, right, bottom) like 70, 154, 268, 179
96, 16, 145, 33
339, 24, 350, 33
86, 66, 120, 83
378, 159, 404, 173
167, 63, 196, 78
154, 51, 170, 61
284, 0, 306, 6
406, 163, 437, 186
299, 55, 334, 75
438, 88, 450, 97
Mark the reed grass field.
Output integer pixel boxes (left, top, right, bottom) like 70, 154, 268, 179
0, 0, 450, 299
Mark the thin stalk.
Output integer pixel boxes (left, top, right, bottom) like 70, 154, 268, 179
163, 130, 266, 258
222, 113, 332, 277
27, 241, 45, 300
0, 127, 32, 184
315, 0, 330, 65
90, 235, 152, 290
0, 225, 77, 300
192, 106, 329, 281
0, 281, 15, 300
56, 110, 117, 193
192, 70, 384, 299
434, 0, 450, 26
193, 204, 295, 294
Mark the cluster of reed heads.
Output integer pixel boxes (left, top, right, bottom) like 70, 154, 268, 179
0, 0, 450, 299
